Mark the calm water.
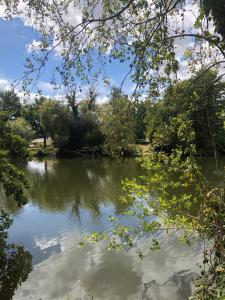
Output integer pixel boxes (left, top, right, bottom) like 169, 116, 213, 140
1, 157, 221, 300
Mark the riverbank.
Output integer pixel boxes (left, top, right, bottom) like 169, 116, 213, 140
28, 144, 149, 159
28, 138, 222, 159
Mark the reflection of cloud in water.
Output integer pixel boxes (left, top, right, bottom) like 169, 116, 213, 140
141, 270, 196, 300
27, 160, 56, 175
13, 231, 201, 300
35, 236, 60, 251
27, 161, 46, 175
86, 169, 94, 180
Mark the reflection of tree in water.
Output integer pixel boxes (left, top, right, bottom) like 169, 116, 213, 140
0, 210, 32, 300
25, 158, 143, 217
2, 157, 223, 219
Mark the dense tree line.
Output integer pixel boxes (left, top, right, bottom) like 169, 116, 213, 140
0, 87, 145, 157
1, 69, 225, 158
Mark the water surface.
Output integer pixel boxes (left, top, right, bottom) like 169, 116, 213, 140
1, 157, 214, 300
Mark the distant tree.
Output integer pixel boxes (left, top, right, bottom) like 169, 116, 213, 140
66, 87, 79, 117
85, 86, 98, 111
145, 100, 171, 145
0, 113, 28, 158
0, 90, 22, 120
21, 97, 47, 138
65, 98, 103, 149
133, 100, 147, 140
99, 88, 136, 157
9, 117, 34, 143
39, 99, 73, 148
79, 100, 103, 146
64, 87, 103, 149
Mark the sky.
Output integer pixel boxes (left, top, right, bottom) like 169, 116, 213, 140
0, 19, 36, 88
0, 1, 198, 102
0, 16, 134, 102
0, 2, 222, 103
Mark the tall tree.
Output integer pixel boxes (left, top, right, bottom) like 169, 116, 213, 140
145, 69, 225, 154
22, 102, 44, 138
39, 99, 73, 148
99, 88, 136, 156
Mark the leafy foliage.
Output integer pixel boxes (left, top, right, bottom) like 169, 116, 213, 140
39, 99, 73, 148
66, 96, 103, 149
0, 113, 28, 206
99, 88, 136, 157
21, 98, 46, 138
202, 0, 225, 39
0, 90, 22, 120
145, 69, 225, 154
9, 117, 34, 143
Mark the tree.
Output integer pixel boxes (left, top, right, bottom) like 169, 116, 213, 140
0, 112, 28, 206
202, 0, 225, 39
133, 100, 147, 141
22, 100, 45, 139
0, 90, 22, 120
65, 96, 103, 150
85, 86, 98, 112
39, 99, 73, 148
145, 69, 225, 154
99, 88, 136, 156
76, 99, 103, 147
66, 86, 79, 117
145, 99, 170, 145
9, 117, 34, 143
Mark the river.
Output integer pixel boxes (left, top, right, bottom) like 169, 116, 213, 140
1, 157, 221, 300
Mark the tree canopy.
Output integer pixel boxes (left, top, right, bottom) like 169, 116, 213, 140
0, 0, 224, 94
0, 90, 22, 119
146, 69, 225, 154
99, 88, 136, 156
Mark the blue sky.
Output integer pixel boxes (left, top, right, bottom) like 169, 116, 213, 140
0, 3, 209, 102
0, 17, 134, 101
0, 18, 39, 82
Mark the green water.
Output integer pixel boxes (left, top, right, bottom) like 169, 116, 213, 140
1, 157, 221, 300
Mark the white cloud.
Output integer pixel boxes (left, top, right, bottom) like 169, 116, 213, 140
97, 95, 108, 103
0, 78, 10, 90
37, 81, 58, 93
17, 91, 39, 103
26, 39, 43, 53
0, 78, 40, 102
